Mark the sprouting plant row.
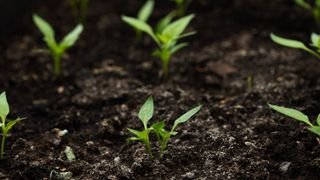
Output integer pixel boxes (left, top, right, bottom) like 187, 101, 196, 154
34, 0, 194, 78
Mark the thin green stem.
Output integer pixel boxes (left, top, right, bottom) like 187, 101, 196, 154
53, 53, 62, 77
1, 131, 6, 160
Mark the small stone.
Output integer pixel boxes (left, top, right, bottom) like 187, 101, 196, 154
182, 171, 195, 179
279, 161, 291, 173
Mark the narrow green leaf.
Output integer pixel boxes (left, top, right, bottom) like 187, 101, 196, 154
162, 14, 194, 39
170, 42, 188, 54
122, 16, 158, 43
0, 92, 9, 122
138, 97, 154, 129
268, 104, 313, 127
128, 128, 143, 137
270, 33, 307, 49
172, 105, 202, 132
308, 126, 320, 137
60, 24, 83, 49
156, 12, 175, 33
33, 14, 57, 49
6, 118, 22, 133
138, 0, 154, 22
295, 0, 311, 10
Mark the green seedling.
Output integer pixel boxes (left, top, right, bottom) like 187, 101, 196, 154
170, 0, 192, 16
269, 104, 320, 138
128, 96, 202, 158
123, 0, 154, 41
270, 33, 320, 58
33, 14, 83, 77
295, 0, 320, 27
122, 14, 195, 77
68, 0, 90, 23
0, 92, 22, 159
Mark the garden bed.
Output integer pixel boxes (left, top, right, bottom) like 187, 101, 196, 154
1, 0, 320, 179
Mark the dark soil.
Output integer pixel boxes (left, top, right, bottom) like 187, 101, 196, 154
1, 0, 320, 179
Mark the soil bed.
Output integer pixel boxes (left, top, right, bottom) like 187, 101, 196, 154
1, 0, 320, 179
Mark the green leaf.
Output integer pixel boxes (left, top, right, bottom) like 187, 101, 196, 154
317, 114, 320, 126
128, 128, 151, 143
5, 118, 22, 133
311, 33, 320, 49
156, 12, 175, 33
268, 104, 313, 127
138, 96, 154, 129
270, 33, 307, 49
0, 92, 9, 122
308, 126, 320, 137
60, 24, 84, 49
295, 0, 311, 10
138, 0, 154, 22
162, 14, 194, 40
33, 14, 57, 49
270, 33, 320, 58
170, 42, 188, 54
171, 105, 202, 132
122, 16, 158, 43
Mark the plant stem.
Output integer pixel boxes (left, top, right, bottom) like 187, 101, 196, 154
161, 53, 170, 78
1, 132, 6, 160
53, 53, 61, 77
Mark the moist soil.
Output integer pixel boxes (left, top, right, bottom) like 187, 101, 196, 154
1, 0, 320, 179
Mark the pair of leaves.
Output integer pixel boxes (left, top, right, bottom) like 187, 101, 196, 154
270, 33, 320, 58
33, 14, 83, 54
122, 14, 195, 49
138, 96, 202, 133
269, 104, 320, 137
129, 96, 202, 157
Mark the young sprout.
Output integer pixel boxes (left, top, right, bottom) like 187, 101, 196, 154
33, 14, 83, 77
128, 96, 202, 158
122, 14, 195, 77
270, 33, 320, 58
170, 0, 192, 16
269, 104, 320, 137
295, 0, 320, 27
0, 92, 22, 159
68, 0, 90, 24
123, 0, 154, 41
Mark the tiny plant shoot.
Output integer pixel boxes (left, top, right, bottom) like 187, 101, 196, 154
270, 33, 320, 58
295, 0, 320, 27
122, 14, 195, 77
123, 0, 154, 41
0, 92, 22, 159
128, 96, 202, 158
269, 104, 320, 137
33, 14, 83, 77
170, 0, 192, 16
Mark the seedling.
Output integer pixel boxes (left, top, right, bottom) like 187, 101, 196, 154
295, 0, 320, 27
122, 14, 195, 77
270, 33, 320, 58
33, 14, 83, 77
170, 0, 192, 16
269, 104, 320, 138
0, 92, 22, 159
128, 96, 202, 158
123, 0, 154, 41
68, 0, 90, 23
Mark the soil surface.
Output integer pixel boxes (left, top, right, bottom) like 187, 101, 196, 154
1, 0, 320, 179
